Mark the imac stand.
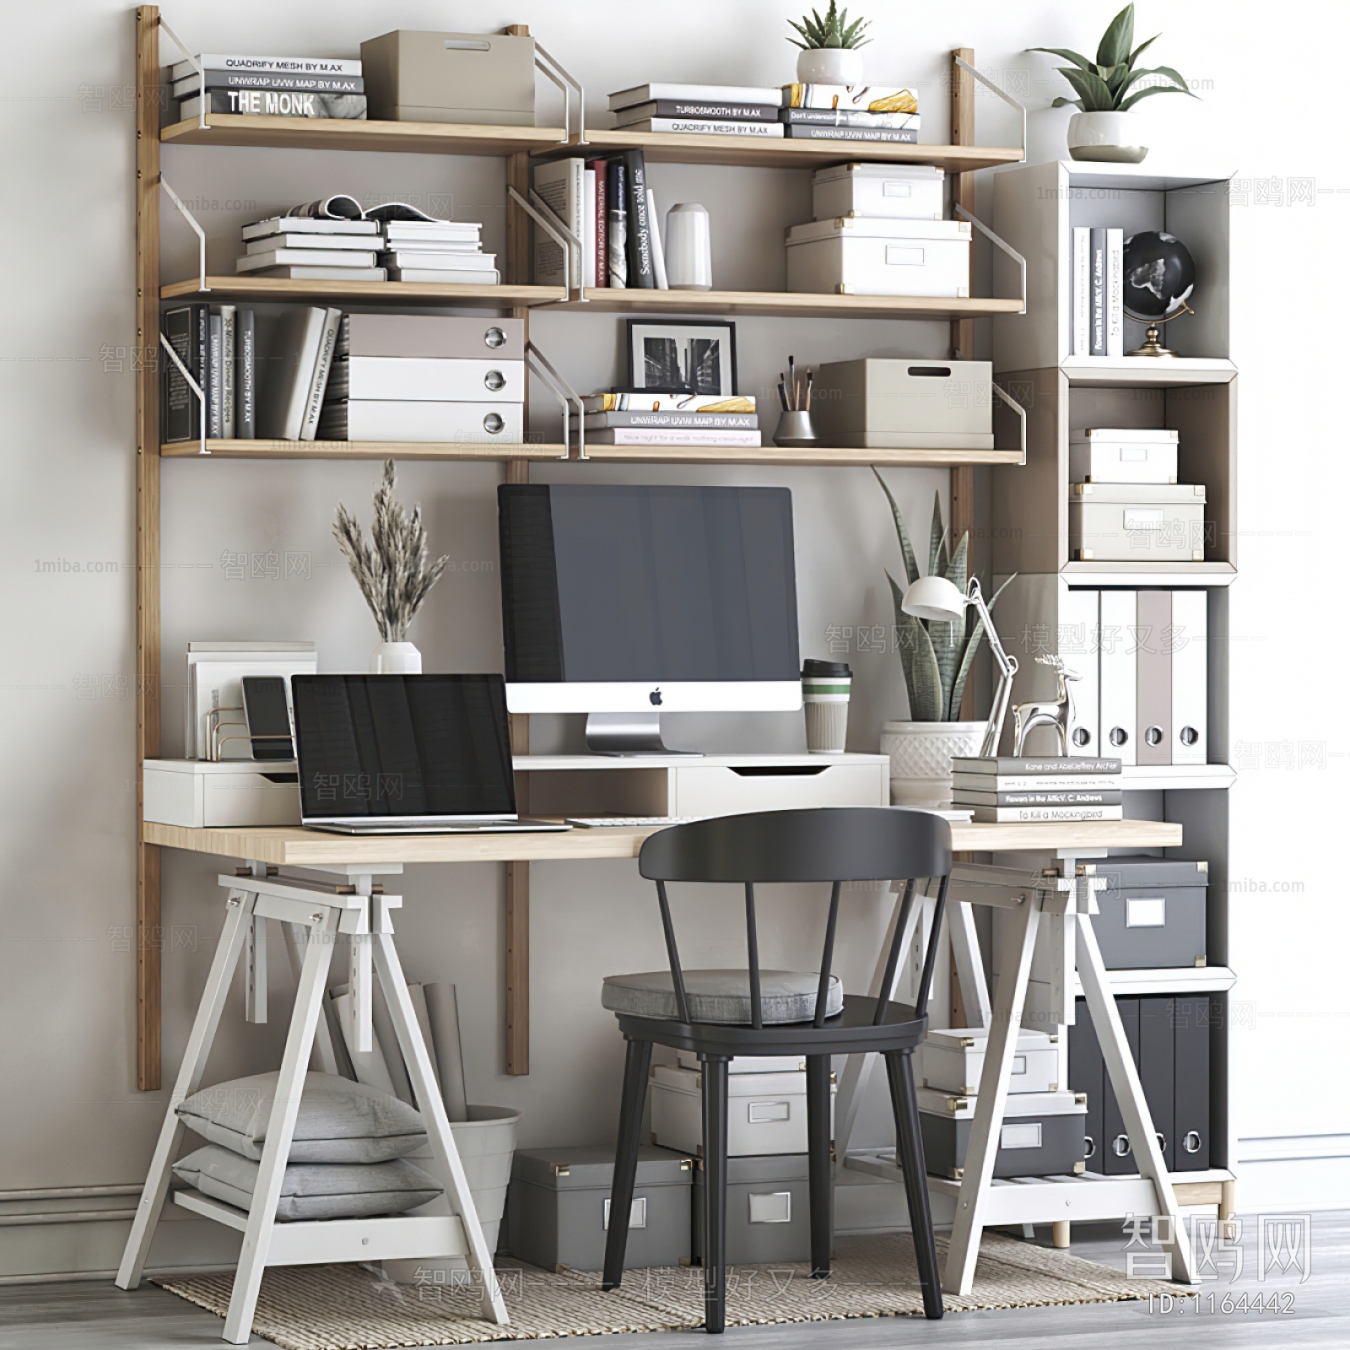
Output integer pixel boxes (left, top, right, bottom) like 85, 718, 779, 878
584, 712, 700, 756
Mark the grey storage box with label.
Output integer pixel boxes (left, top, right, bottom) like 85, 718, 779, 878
918, 1089, 1087, 1179
810, 358, 993, 450
1070, 483, 1207, 561
693, 1154, 812, 1265
360, 30, 536, 125
1084, 856, 1208, 969
508, 1144, 692, 1272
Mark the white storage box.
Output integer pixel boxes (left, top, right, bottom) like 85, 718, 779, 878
812, 162, 945, 221
1070, 483, 1207, 562
649, 1064, 834, 1157
668, 756, 888, 817
809, 358, 993, 450
676, 1053, 806, 1074
922, 1027, 1059, 1096
143, 759, 301, 828
329, 358, 525, 403
916, 1086, 1087, 1119
1070, 428, 1179, 485
786, 218, 970, 297
318, 400, 523, 443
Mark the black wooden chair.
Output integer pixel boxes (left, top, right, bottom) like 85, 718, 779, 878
600, 807, 951, 1332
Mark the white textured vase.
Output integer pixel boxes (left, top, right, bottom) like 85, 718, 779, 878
796, 46, 864, 86
664, 203, 712, 290
1067, 110, 1148, 163
881, 720, 985, 808
369, 641, 422, 674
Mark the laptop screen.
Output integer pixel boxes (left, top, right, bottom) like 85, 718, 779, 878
291, 674, 516, 820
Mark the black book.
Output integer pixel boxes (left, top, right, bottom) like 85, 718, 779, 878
179, 90, 367, 120
606, 158, 628, 288
616, 99, 779, 123
623, 149, 654, 289
782, 124, 918, 142
207, 312, 224, 438
174, 71, 365, 95
237, 309, 256, 439
161, 305, 195, 442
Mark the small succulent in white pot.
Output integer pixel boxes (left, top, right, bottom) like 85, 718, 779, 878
788, 1, 870, 86
1030, 3, 1197, 163
333, 459, 449, 674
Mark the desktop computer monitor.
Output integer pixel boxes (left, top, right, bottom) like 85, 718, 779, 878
498, 484, 801, 751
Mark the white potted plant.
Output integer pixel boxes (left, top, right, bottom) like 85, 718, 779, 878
874, 473, 1013, 808
1031, 3, 1196, 163
333, 459, 449, 674
788, 1, 870, 87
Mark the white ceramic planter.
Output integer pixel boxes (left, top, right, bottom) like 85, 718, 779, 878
796, 46, 864, 86
664, 203, 713, 290
1067, 110, 1148, 164
385, 1104, 522, 1284
369, 641, 423, 674
881, 720, 985, 808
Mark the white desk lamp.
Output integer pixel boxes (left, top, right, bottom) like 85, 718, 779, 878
901, 574, 1019, 759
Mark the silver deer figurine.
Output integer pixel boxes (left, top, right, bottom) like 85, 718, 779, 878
1012, 655, 1082, 756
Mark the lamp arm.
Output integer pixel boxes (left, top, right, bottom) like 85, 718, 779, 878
966, 578, 1019, 759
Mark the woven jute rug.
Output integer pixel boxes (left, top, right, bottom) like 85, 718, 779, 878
154, 1231, 1187, 1348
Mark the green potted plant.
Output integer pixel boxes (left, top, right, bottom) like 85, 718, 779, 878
874, 473, 1013, 807
788, 1, 870, 86
1030, 3, 1196, 163
333, 459, 449, 674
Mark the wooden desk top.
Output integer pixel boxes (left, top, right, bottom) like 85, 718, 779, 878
143, 818, 1183, 867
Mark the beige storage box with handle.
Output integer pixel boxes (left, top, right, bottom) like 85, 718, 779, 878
360, 30, 536, 125
809, 358, 993, 449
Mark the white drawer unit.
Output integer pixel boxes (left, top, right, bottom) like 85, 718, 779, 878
811, 162, 945, 221
922, 1027, 1060, 1096
320, 399, 524, 443
669, 759, 888, 817
329, 357, 526, 403
786, 218, 971, 298
649, 1065, 834, 1157
143, 759, 301, 829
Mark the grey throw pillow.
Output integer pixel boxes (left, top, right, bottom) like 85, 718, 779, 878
173, 1145, 443, 1222
176, 1072, 426, 1163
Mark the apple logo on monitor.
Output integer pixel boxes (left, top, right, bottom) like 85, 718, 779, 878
649, 688, 663, 706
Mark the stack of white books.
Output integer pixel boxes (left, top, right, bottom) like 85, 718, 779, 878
379, 220, 498, 284
950, 756, 1124, 823
237, 216, 385, 281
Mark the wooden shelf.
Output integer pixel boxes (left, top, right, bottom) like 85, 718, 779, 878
160, 113, 568, 156
1061, 562, 1237, 587
546, 288, 1024, 321
575, 445, 1025, 467
1060, 357, 1237, 386
160, 276, 563, 306
537, 128, 1023, 173
160, 439, 565, 461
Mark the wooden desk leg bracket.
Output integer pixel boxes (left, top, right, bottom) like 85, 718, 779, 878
115, 863, 509, 1343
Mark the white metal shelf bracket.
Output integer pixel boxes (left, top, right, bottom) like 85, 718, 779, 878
956, 204, 1026, 314
160, 176, 208, 294
506, 184, 585, 303
158, 332, 207, 457
156, 14, 207, 130
992, 379, 1028, 461
954, 55, 1026, 157
534, 45, 585, 145
526, 341, 584, 460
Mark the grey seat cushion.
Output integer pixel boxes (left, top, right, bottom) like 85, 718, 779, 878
176, 1072, 426, 1164
601, 969, 844, 1024
173, 1145, 442, 1222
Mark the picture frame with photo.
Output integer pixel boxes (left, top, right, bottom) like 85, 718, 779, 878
625, 320, 737, 396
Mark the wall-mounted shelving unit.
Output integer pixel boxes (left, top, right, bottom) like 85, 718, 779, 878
135, 6, 1026, 1090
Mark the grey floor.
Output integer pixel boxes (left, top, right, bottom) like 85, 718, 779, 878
0, 1214, 1341, 1349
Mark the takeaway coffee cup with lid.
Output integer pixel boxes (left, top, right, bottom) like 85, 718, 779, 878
802, 660, 851, 754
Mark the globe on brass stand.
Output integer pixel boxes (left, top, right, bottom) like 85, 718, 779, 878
1123, 230, 1196, 358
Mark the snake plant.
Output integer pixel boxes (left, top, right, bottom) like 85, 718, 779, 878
1029, 3, 1196, 112
788, 1, 871, 49
875, 470, 1013, 722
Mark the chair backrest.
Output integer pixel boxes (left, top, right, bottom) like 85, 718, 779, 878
636, 808, 953, 1030
638, 807, 952, 883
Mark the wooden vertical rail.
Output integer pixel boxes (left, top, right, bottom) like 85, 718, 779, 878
135, 5, 163, 1092
950, 47, 979, 721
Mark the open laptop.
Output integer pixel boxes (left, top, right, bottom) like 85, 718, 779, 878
291, 673, 569, 834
